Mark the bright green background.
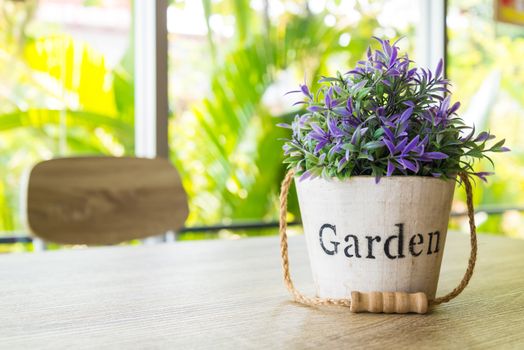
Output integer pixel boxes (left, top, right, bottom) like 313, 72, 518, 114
1, 0, 523, 253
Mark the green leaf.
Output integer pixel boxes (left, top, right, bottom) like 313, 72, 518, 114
342, 143, 358, 152
357, 152, 373, 161
363, 141, 385, 150
373, 128, 385, 138
490, 138, 506, 151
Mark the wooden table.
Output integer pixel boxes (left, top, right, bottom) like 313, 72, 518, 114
1, 232, 523, 349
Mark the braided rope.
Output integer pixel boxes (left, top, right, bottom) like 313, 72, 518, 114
279, 169, 477, 309
431, 172, 477, 306
279, 169, 351, 307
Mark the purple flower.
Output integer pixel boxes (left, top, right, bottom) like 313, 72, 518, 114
398, 107, 414, 124
382, 126, 395, 141
474, 131, 493, 142
346, 67, 364, 75
285, 83, 312, 99
435, 59, 444, 79
297, 114, 310, 127
279, 36, 507, 183
384, 137, 408, 155
421, 152, 448, 160
324, 87, 338, 109
448, 101, 460, 115
350, 124, 368, 145
387, 160, 395, 177
349, 98, 357, 113
351, 79, 367, 91
431, 96, 460, 126
328, 141, 342, 158
292, 101, 307, 106
276, 123, 291, 129
299, 170, 313, 181
398, 158, 419, 172
300, 84, 311, 98
307, 105, 324, 113
388, 46, 398, 68
327, 117, 345, 138
474, 171, 494, 183
333, 98, 354, 119
402, 135, 420, 155
308, 123, 331, 153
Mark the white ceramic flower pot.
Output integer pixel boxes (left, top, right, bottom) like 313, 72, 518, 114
295, 176, 456, 300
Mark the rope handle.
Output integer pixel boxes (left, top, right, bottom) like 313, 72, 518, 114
279, 170, 478, 313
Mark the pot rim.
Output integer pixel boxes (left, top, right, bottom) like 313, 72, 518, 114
295, 174, 458, 183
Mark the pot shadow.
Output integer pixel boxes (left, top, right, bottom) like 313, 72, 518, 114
266, 299, 477, 349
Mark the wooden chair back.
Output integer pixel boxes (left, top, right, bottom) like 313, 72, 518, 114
27, 157, 188, 245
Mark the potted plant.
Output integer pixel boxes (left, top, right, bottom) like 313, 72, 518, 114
278, 37, 509, 314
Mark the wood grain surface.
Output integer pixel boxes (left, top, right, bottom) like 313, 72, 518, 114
349, 291, 428, 314
0, 232, 523, 349
27, 157, 188, 245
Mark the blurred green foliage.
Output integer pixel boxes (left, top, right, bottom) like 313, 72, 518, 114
447, 0, 524, 238
170, 0, 414, 225
0, 0, 134, 233
0, 0, 523, 252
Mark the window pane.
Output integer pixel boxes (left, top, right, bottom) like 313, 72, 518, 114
0, 0, 133, 235
447, 0, 524, 238
168, 0, 419, 230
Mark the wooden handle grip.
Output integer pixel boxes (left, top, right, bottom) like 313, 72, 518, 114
349, 291, 428, 314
